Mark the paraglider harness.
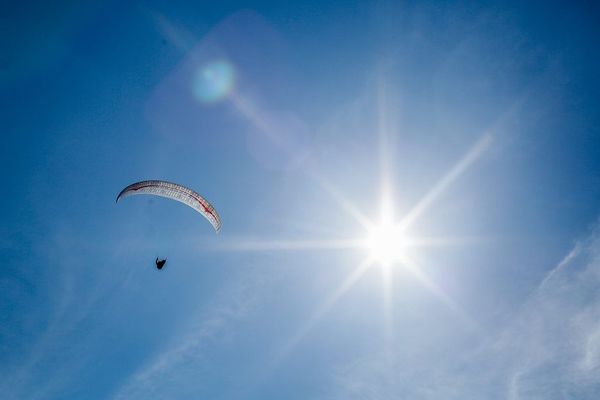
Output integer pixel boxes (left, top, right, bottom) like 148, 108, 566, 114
155, 257, 167, 270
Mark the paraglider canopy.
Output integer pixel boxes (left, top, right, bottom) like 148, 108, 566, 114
116, 180, 221, 232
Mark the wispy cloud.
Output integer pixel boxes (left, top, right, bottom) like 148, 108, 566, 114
327, 224, 600, 399
110, 270, 267, 400
0, 228, 116, 399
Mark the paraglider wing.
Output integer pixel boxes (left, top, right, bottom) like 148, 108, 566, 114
116, 180, 221, 232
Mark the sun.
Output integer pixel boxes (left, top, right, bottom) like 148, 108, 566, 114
365, 220, 407, 266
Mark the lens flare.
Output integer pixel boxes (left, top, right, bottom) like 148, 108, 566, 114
192, 61, 236, 103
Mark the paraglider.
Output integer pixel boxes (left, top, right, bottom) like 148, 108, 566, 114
116, 180, 221, 232
116, 180, 221, 271
155, 258, 167, 270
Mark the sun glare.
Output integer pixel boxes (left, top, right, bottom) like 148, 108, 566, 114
365, 220, 407, 266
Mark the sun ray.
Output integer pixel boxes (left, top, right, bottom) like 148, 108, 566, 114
377, 71, 394, 197
401, 254, 480, 332
400, 133, 493, 231
268, 258, 374, 367
206, 237, 364, 252
307, 172, 375, 230
380, 254, 394, 350
229, 92, 282, 142
403, 235, 492, 248
229, 90, 373, 231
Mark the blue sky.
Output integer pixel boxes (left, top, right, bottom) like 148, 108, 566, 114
2, 1, 600, 398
